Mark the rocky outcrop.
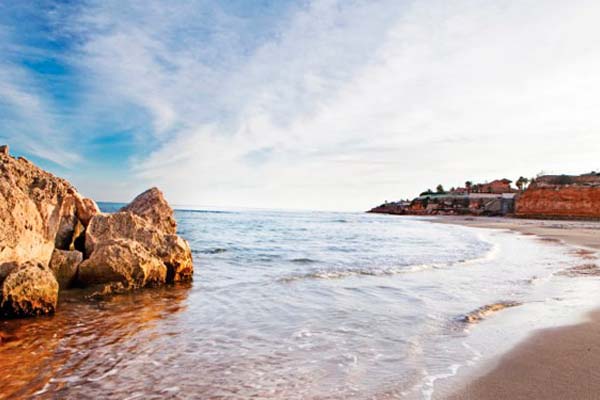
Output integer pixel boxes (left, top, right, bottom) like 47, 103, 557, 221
515, 175, 600, 219
48, 249, 83, 289
85, 200, 193, 284
0, 147, 98, 268
0, 262, 59, 318
70, 189, 100, 227
79, 239, 167, 288
0, 144, 194, 319
121, 187, 177, 234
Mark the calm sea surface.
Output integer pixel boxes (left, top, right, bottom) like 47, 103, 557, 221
1, 206, 598, 399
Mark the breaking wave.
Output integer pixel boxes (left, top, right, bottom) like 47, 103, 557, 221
290, 258, 318, 264
195, 248, 228, 254
279, 263, 442, 283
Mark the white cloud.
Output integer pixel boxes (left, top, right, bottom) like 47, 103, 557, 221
5, 0, 600, 209
134, 0, 600, 210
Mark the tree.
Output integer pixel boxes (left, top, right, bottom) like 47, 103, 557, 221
436, 184, 445, 194
465, 181, 473, 193
516, 176, 526, 191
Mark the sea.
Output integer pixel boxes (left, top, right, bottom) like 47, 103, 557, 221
1, 205, 599, 399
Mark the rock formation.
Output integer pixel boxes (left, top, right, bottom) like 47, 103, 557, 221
49, 249, 83, 289
82, 198, 193, 286
79, 238, 167, 289
0, 145, 194, 319
1, 262, 59, 318
515, 174, 600, 219
121, 187, 177, 234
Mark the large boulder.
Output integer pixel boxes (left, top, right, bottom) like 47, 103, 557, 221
78, 239, 167, 288
48, 249, 83, 289
0, 144, 195, 318
120, 187, 177, 234
85, 211, 193, 283
0, 148, 89, 266
0, 262, 59, 317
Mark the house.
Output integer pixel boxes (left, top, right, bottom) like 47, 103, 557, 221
475, 179, 514, 194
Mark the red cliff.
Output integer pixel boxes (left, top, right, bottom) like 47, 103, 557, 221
515, 174, 600, 219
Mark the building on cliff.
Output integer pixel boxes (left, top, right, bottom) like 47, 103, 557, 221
474, 179, 516, 194
369, 178, 518, 216
515, 173, 600, 219
370, 192, 516, 216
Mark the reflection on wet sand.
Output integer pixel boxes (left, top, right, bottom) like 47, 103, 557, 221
0, 284, 191, 399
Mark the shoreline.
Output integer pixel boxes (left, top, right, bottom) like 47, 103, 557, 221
428, 215, 600, 399
430, 215, 600, 250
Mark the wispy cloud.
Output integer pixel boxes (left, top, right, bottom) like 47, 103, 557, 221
0, 22, 80, 166
1, 0, 600, 209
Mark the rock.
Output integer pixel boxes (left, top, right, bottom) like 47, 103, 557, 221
85, 211, 193, 283
0, 145, 194, 319
86, 282, 128, 300
516, 185, 600, 219
54, 194, 80, 250
84, 212, 162, 257
69, 189, 100, 227
0, 262, 18, 285
0, 262, 59, 317
78, 239, 167, 289
48, 249, 82, 289
0, 150, 77, 267
120, 187, 177, 234
160, 234, 194, 282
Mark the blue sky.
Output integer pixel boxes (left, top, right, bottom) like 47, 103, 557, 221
1, 0, 600, 210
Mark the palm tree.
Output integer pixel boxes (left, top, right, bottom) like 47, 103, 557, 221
516, 176, 530, 191
465, 181, 473, 194
516, 176, 525, 191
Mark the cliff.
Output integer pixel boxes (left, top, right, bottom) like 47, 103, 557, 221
515, 175, 600, 219
0, 145, 194, 318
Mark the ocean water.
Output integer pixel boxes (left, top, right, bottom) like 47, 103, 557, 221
1, 207, 598, 399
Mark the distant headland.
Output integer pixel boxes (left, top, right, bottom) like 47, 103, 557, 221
369, 173, 600, 220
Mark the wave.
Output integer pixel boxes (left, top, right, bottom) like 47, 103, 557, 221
280, 244, 497, 283
290, 258, 318, 264
557, 263, 600, 277
460, 301, 522, 324
176, 209, 236, 214
279, 264, 437, 282
194, 248, 228, 255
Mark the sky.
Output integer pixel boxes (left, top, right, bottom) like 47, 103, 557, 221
1, 0, 599, 211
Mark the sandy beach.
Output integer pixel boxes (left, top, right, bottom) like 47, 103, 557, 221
433, 216, 600, 399
434, 216, 600, 250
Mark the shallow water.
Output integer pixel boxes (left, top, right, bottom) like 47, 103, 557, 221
1, 208, 598, 399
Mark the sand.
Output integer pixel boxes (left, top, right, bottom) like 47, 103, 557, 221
434, 215, 600, 250
431, 216, 600, 400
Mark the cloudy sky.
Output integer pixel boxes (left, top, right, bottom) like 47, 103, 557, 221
1, 0, 599, 211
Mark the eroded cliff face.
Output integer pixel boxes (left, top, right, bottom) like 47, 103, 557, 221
515, 186, 600, 219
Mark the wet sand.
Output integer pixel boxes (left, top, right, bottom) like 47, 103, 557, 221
433, 216, 600, 400
433, 215, 600, 250
444, 309, 600, 400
